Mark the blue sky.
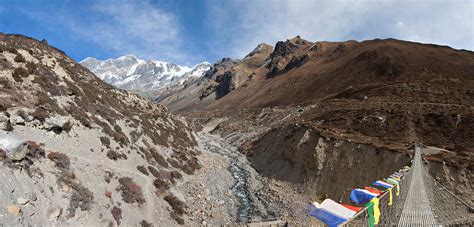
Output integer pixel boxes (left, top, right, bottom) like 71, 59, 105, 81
0, 0, 472, 66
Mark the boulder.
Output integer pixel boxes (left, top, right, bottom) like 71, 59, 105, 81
0, 135, 27, 160
0, 113, 13, 131
43, 116, 72, 134
11, 115, 25, 126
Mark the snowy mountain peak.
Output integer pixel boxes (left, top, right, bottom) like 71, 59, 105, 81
81, 55, 211, 96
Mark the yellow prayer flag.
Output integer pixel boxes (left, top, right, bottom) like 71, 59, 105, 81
388, 188, 393, 206
370, 197, 380, 224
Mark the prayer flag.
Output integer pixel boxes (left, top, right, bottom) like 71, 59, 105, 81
364, 186, 382, 195
350, 189, 378, 205
341, 204, 363, 212
388, 187, 393, 206
309, 199, 357, 227
370, 197, 381, 224
372, 180, 393, 188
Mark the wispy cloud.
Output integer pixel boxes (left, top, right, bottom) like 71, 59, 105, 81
9, 0, 473, 64
21, 0, 191, 63
205, 0, 473, 58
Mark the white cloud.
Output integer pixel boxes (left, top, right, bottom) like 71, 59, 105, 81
21, 0, 191, 63
82, 0, 180, 56
206, 0, 474, 58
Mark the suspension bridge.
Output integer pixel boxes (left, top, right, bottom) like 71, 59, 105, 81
341, 146, 473, 226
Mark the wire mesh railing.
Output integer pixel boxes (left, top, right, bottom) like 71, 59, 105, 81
422, 160, 474, 225
340, 146, 474, 226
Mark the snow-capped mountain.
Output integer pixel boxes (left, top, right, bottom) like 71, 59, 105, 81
80, 55, 211, 96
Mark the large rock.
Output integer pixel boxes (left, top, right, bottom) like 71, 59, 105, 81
11, 115, 25, 126
0, 113, 13, 131
0, 134, 27, 161
43, 116, 72, 134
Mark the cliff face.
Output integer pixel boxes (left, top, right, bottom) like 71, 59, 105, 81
0, 34, 199, 225
245, 124, 410, 202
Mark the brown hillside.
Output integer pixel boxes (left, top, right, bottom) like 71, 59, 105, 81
206, 38, 474, 109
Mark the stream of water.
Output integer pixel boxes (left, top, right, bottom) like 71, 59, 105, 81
200, 133, 253, 223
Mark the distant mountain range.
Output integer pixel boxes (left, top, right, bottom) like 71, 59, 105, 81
80, 55, 211, 97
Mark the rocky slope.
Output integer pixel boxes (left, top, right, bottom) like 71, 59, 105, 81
0, 33, 201, 226
172, 36, 474, 206
2, 32, 472, 226
158, 44, 273, 111
81, 55, 211, 98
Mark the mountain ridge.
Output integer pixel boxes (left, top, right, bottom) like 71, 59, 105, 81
80, 55, 211, 97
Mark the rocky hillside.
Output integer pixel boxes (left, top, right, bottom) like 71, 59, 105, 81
0, 33, 200, 226
173, 36, 474, 204
158, 43, 273, 111
204, 37, 474, 109
165, 36, 474, 155
81, 55, 211, 98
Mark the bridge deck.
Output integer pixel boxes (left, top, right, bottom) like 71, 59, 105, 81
398, 147, 439, 226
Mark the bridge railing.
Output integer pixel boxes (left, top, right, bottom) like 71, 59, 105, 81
423, 166, 474, 225
342, 151, 474, 226
341, 166, 413, 226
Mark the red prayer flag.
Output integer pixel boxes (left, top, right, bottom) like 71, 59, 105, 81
364, 186, 382, 195
341, 204, 363, 212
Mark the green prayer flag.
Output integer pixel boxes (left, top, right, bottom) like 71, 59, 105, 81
364, 202, 375, 227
